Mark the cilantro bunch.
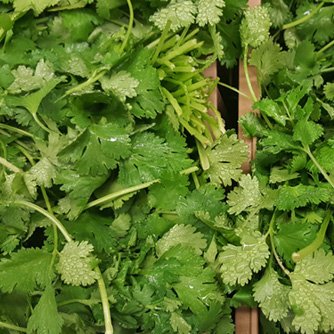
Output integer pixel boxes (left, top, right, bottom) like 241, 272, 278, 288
0, 1, 250, 334
218, 2, 334, 333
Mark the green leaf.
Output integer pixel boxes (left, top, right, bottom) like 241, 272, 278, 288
219, 233, 270, 286
170, 312, 191, 334
149, 0, 197, 32
264, 0, 290, 28
307, 144, 334, 173
26, 158, 57, 188
269, 166, 299, 184
253, 98, 287, 126
100, 71, 139, 102
240, 5, 271, 48
13, 0, 61, 15
0, 248, 52, 293
276, 184, 332, 211
238, 111, 266, 138
274, 222, 317, 263
293, 119, 323, 146
56, 241, 99, 286
27, 284, 63, 334
227, 174, 262, 215
249, 38, 287, 86
204, 133, 249, 186
324, 82, 334, 101
294, 249, 334, 284
259, 130, 301, 154
196, 0, 225, 26
156, 224, 207, 257
253, 266, 291, 322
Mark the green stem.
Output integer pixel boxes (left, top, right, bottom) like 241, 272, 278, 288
282, 1, 325, 30
95, 266, 113, 334
268, 212, 291, 278
218, 81, 253, 102
243, 45, 258, 103
87, 166, 199, 209
192, 172, 200, 189
0, 123, 34, 138
0, 156, 21, 173
12, 200, 72, 243
292, 210, 332, 262
87, 179, 160, 209
320, 66, 334, 74
164, 39, 203, 61
317, 39, 334, 56
119, 0, 134, 53
0, 321, 27, 333
196, 139, 210, 170
32, 113, 52, 134
151, 20, 171, 64
161, 87, 183, 116
304, 145, 334, 189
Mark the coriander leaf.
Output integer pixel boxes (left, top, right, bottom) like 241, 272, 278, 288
26, 157, 57, 188
253, 98, 287, 126
156, 224, 207, 257
249, 39, 287, 87
259, 131, 301, 154
238, 111, 266, 138
8, 59, 55, 94
240, 5, 271, 48
56, 241, 99, 286
27, 284, 63, 334
59, 123, 131, 176
170, 312, 191, 334
293, 249, 334, 284
276, 184, 332, 211
253, 266, 291, 322
13, 0, 61, 16
293, 119, 323, 146
219, 233, 270, 286
264, 0, 290, 28
307, 143, 334, 173
269, 166, 299, 184
324, 82, 334, 101
176, 184, 226, 223
204, 133, 249, 186
196, 0, 225, 27
119, 131, 191, 187
274, 222, 317, 263
0, 248, 52, 293
227, 174, 262, 215
149, 0, 197, 32
289, 274, 334, 334
100, 71, 139, 102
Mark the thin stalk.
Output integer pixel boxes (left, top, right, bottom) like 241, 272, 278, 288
268, 212, 291, 278
32, 113, 52, 134
243, 45, 258, 102
0, 321, 27, 333
173, 80, 209, 97
196, 139, 210, 171
292, 210, 332, 262
12, 200, 72, 243
180, 166, 199, 175
192, 172, 200, 189
95, 266, 113, 334
87, 179, 160, 209
151, 20, 171, 64
161, 87, 183, 116
163, 39, 203, 61
0, 123, 34, 138
282, 1, 325, 30
304, 145, 334, 189
218, 81, 253, 102
0, 156, 21, 173
317, 39, 334, 56
120, 0, 134, 53
320, 66, 334, 74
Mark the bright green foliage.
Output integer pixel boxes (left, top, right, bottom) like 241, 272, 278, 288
170, 312, 191, 334
274, 222, 317, 263
12, 0, 61, 15
227, 174, 262, 215
197, 0, 225, 26
293, 119, 324, 146
204, 133, 249, 186
219, 233, 270, 286
253, 266, 290, 322
156, 224, 207, 257
253, 98, 287, 126
249, 39, 287, 87
26, 158, 57, 188
240, 5, 272, 48
264, 0, 290, 28
56, 241, 99, 286
269, 167, 299, 184
27, 284, 64, 334
324, 82, 334, 101
149, 1, 197, 31
0, 248, 52, 293
100, 71, 139, 102
276, 184, 332, 210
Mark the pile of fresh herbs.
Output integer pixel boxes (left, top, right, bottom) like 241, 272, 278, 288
0, 1, 249, 334
2, 0, 334, 334
219, 1, 334, 333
